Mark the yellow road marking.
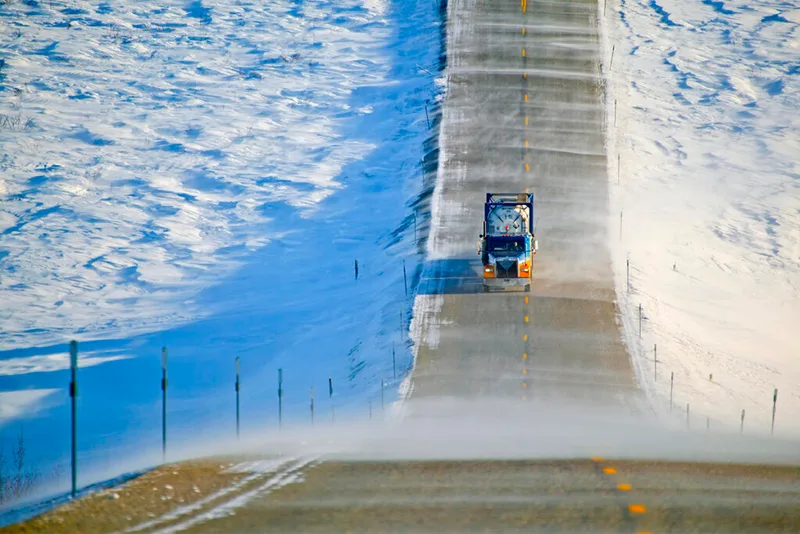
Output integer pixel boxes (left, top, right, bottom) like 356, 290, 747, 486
525, 163, 530, 172
524, 315, 529, 322
603, 467, 616, 475
523, 72, 527, 79
523, 353, 528, 359
522, 49, 526, 57
629, 504, 647, 514
522, 28, 526, 36
523, 334, 528, 341
618, 483, 632, 491
522, 382, 527, 388
525, 140, 529, 148
524, 94, 529, 102
591, 456, 604, 462
524, 296, 529, 303
523, 369, 527, 375
525, 116, 529, 126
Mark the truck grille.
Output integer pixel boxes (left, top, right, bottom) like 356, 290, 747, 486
496, 260, 518, 278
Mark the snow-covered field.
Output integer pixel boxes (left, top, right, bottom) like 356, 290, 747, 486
0, 0, 399, 348
0, 0, 443, 496
602, 0, 800, 435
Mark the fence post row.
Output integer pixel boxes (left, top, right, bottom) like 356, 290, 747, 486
403, 260, 408, 297
278, 368, 283, 428
161, 347, 168, 462
329, 377, 334, 422
235, 357, 241, 440
638, 304, 642, 337
310, 386, 315, 425
771, 388, 778, 436
69, 340, 78, 499
653, 344, 657, 381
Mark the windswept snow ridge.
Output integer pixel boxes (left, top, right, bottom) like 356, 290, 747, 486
602, 0, 800, 435
0, 0, 386, 350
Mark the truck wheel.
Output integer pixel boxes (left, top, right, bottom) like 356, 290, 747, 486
524, 284, 531, 292
483, 286, 490, 293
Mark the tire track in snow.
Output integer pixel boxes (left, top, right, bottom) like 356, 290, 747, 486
120, 457, 300, 534
149, 457, 316, 534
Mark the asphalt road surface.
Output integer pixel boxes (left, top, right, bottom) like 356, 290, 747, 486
409, 0, 640, 414
179, 459, 800, 534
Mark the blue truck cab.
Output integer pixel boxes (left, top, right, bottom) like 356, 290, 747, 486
478, 193, 538, 292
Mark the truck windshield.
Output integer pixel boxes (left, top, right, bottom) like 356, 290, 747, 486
488, 238, 525, 254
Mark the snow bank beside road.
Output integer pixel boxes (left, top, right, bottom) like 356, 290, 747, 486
602, 0, 800, 435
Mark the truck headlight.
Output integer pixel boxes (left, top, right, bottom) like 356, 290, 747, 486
484, 266, 494, 272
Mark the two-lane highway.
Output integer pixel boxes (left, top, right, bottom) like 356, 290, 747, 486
409, 0, 640, 412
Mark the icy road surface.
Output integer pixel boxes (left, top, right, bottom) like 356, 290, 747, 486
405, 0, 644, 416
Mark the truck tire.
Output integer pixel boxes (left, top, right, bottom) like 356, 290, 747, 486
524, 284, 531, 292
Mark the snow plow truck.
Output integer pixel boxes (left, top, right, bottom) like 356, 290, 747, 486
477, 193, 538, 292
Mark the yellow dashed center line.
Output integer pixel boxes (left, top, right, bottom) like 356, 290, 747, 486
524, 296, 529, 303
525, 163, 530, 172
522, 27, 526, 36
523, 353, 528, 359
592, 460, 649, 527
525, 139, 529, 148
522, 382, 527, 388
524, 93, 529, 102
524, 116, 529, 126
522, 369, 527, 375
524, 315, 529, 322
522, 49, 526, 57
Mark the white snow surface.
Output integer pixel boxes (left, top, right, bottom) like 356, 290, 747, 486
0, 388, 60, 419
0, 349, 130, 376
0, 0, 390, 350
602, 0, 800, 435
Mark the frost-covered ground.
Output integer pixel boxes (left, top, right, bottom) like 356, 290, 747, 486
602, 0, 800, 435
0, 0, 442, 497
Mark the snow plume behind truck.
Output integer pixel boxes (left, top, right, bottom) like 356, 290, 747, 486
478, 193, 538, 292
